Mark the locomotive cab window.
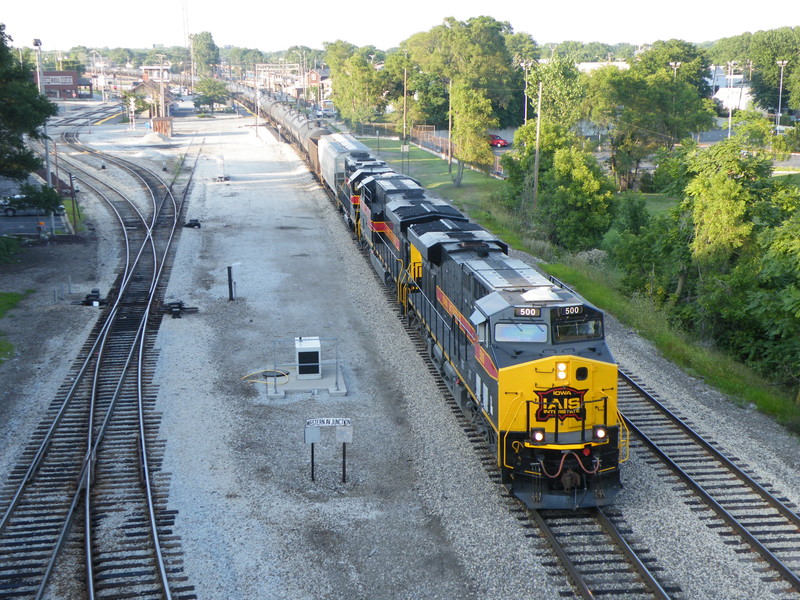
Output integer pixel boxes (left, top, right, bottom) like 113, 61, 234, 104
495, 323, 548, 343
553, 318, 603, 343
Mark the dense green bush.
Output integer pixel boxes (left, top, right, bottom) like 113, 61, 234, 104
0, 236, 20, 261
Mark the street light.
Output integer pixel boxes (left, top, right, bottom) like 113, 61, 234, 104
727, 61, 737, 138
91, 50, 106, 101
668, 62, 681, 147
776, 60, 788, 131
521, 61, 532, 124
33, 39, 53, 188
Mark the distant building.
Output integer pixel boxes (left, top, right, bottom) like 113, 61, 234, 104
33, 70, 93, 99
575, 61, 630, 74
708, 67, 752, 111
306, 68, 331, 100
141, 65, 171, 83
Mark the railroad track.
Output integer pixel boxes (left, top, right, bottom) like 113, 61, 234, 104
529, 506, 676, 599
52, 104, 122, 127
0, 130, 201, 599
358, 250, 677, 599
618, 369, 800, 595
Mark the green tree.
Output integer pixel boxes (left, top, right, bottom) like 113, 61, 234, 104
585, 65, 714, 190
120, 90, 149, 116
0, 24, 58, 180
15, 181, 63, 214
408, 71, 448, 127
323, 40, 357, 74
611, 133, 800, 397
404, 16, 515, 179
191, 32, 219, 77
330, 52, 384, 124
685, 171, 753, 268
730, 108, 774, 150
504, 32, 539, 64
535, 145, 615, 251
631, 39, 712, 98
528, 53, 584, 129
742, 27, 800, 113
707, 32, 753, 65
193, 78, 229, 112
449, 81, 497, 184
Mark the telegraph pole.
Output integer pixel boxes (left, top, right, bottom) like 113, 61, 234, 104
33, 39, 53, 188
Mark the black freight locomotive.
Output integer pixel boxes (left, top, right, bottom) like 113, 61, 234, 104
242, 88, 629, 509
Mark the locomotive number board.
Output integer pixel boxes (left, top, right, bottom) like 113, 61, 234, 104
513, 306, 541, 317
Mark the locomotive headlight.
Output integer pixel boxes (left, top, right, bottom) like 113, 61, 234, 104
556, 362, 568, 380
592, 425, 607, 441
530, 428, 545, 443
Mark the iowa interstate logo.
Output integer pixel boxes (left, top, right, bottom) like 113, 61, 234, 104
534, 386, 587, 422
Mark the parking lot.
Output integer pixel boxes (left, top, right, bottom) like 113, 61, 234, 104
0, 213, 66, 236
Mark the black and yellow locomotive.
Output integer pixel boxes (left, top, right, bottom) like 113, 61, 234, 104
248, 89, 629, 509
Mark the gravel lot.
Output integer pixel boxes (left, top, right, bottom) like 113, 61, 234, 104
2, 105, 800, 599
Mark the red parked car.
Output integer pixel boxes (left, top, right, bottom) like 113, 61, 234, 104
488, 134, 509, 147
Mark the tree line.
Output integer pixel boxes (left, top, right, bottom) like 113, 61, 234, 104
2, 17, 798, 402
318, 19, 800, 404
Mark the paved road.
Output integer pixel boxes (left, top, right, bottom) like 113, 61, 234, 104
0, 214, 65, 236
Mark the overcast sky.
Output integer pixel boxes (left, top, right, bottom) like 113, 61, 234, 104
3, 0, 798, 53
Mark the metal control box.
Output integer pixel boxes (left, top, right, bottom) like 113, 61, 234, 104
295, 337, 322, 379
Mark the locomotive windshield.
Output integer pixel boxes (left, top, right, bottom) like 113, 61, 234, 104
553, 318, 603, 343
495, 322, 548, 343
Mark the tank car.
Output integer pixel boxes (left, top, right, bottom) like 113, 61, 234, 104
248, 91, 628, 508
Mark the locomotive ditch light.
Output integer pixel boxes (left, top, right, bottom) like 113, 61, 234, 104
556, 362, 568, 380
530, 428, 546, 443
592, 425, 608, 442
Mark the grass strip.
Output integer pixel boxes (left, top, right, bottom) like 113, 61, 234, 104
359, 134, 800, 432
0, 291, 26, 362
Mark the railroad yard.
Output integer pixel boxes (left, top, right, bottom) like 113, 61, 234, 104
2, 102, 800, 599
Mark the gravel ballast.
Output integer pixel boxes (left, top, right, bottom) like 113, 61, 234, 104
1, 105, 799, 599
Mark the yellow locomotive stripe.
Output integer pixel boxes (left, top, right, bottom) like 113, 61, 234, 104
371, 221, 401, 250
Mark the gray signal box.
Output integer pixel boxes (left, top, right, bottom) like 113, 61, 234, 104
295, 337, 322, 379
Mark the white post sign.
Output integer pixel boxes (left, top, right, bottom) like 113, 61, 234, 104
304, 418, 353, 482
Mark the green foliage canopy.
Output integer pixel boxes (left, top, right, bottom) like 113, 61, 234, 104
0, 24, 58, 180
192, 32, 219, 77
193, 78, 230, 112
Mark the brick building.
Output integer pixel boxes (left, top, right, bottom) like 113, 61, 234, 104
33, 70, 93, 99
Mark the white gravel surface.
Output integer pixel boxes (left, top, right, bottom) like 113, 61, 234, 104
2, 102, 800, 600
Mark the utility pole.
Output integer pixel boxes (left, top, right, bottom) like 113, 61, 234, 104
521, 61, 531, 125
155, 53, 166, 118
727, 61, 737, 138
776, 60, 788, 131
189, 34, 195, 95
253, 64, 259, 137
33, 39, 52, 188
447, 78, 452, 167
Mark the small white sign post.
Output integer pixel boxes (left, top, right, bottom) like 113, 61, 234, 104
304, 418, 353, 482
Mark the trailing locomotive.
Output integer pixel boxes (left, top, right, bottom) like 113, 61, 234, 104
241, 89, 629, 509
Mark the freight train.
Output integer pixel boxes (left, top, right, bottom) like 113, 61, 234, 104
239, 88, 629, 509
